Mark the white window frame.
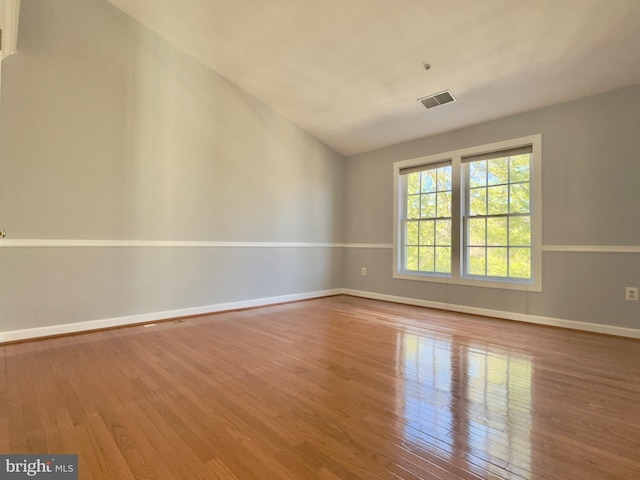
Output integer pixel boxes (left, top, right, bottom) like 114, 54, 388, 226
393, 134, 542, 292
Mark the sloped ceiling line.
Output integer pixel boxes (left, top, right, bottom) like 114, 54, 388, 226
104, 1, 640, 155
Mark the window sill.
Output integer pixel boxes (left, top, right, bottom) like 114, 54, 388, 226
393, 271, 542, 292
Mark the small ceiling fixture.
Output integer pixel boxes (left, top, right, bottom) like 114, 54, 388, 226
418, 90, 456, 109
423, 63, 431, 71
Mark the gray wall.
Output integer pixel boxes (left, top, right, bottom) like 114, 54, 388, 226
0, 0, 344, 331
344, 85, 640, 330
1, 0, 638, 336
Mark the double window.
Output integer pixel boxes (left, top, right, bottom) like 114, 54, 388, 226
393, 135, 541, 291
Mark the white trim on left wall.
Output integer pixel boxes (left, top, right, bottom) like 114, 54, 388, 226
0, 239, 344, 248
0, 289, 343, 343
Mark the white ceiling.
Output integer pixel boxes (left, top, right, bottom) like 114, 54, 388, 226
105, 0, 640, 156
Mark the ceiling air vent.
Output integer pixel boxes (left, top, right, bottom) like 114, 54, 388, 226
418, 90, 456, 109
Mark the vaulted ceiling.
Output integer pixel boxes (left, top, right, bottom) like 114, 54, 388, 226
105, 0, 640, 156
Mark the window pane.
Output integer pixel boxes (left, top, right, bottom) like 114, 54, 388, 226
419, 220, 435, 245
435, 219, 451, 245
487, 247, 508, 277
469, 161, 487, 187
407, 172, 421, 194
421, 193, 437, 218
435, 247, 451, 273
405, 247, 418, 270
437, 191, 451, 217
469, 187, 486, 216
398, 138, 537, 286
510, 182, 530, 214
421, 170, 436, 193
509, 248, 531, 278
488, 158, 509, 185
487, 217, 508, 246
406, 221, 419, 245
437, 166, 452, 190
510, 155, 530, 182
468, 218, 486, 246
509, 216, 531, 246
407, 194, 420, 219
487, 185, 509, 215
468, 247, 486, 275
419, 247, 435, 272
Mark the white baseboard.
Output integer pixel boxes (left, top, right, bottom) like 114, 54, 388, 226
3, 287, 638, 343
0, 289, 342, 343
342, 289, 640, 339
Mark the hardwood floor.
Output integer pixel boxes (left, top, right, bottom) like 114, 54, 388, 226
1, 295, 639, 479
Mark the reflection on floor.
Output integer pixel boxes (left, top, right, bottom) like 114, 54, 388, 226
2, 295, 639, 479
400, 333, 532, 478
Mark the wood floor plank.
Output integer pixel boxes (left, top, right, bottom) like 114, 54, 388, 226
2, 295, 639, 479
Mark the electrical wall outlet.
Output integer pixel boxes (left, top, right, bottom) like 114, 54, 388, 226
625, 287, 639, 301
361, 267, 367, 276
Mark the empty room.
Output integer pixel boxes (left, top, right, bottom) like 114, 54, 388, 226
1, 0, 639, 479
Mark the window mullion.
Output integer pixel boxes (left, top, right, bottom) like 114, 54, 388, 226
450, 155, 462, 281
484, 162, 489, 277
507, 162, 512, 278
393, 134, 541, 291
